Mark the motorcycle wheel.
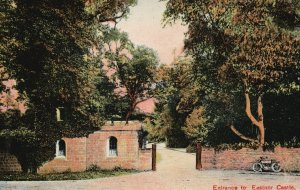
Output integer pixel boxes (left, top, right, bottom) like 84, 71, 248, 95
252, 163, 263, 172
271, 163, 281, 172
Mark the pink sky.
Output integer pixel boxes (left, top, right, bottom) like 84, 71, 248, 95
117, 0, 186, 65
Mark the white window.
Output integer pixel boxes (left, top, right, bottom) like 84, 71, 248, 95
56, 107, 64, 122
108, 137, 117, 157
56, 140, 66, 158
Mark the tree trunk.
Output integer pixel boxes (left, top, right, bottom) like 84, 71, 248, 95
229, 124, 259, 143
245, 93, 265, 145
229, 93, 265, 145
125, 102, 138, 124
125, 98, 149, 124
125, 106, 134, 124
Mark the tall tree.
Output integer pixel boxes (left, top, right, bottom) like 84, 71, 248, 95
104, 29, 159, 124
118, 46, 159, 123
0, 0, 135, 173
164, 0, 300, 145
153, 57, 202, 147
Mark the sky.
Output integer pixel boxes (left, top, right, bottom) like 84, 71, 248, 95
117, 0, 187, 65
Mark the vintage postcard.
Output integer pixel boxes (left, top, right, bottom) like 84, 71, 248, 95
0, 0, 299, 189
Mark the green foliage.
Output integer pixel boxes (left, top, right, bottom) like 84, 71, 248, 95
95, 74, 130, 122
0, 0, 135, 173
214, 143, 260, 152
185, 144, 196, 153
143, 115, 165, 143
163, 0, 300, 146
103, 28, 159, 123
85, 0, 137, 22
0, 168, 138, 181
214, 140, 300, 152
186, 141, 300, 154
87, 164, 101, 172
154, 57, 204, 148
183, 108, 209, 145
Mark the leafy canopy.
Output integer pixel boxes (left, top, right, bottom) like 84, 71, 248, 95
163, 0, 300, 146
0, 0, 136, 172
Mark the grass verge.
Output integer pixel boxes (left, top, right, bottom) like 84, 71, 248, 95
0, 168, 138, 181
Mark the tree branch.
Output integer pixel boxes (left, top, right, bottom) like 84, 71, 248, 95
97, 10, 127, 23
245, 93, 261, 127
229, 125, 259, 143
135, 97, 153, 105
257, 95, 263, 121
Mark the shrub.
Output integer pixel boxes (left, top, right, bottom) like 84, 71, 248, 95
186, 144, 196, 153
87, 164, 101, 172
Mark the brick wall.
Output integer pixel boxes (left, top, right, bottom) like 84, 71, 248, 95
9, 129, 153, 174
2, 142, 300, 173
138, 148, 152, 170
38, 138, 87, 174
201, 147, 300, 172
38, 131, 153, 173
86, 131, 141, 170
0, 150, 21, 173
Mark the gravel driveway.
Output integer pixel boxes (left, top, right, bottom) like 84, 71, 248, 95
1, 143, 299, 190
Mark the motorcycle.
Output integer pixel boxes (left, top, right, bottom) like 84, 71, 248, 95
252, 156, 282, 172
